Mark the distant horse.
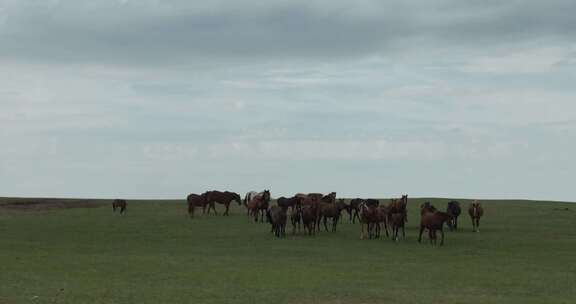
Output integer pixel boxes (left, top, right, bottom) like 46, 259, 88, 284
301, 205, 316, 236
446, 201, 462, 231
277, 196, 302, 213
204, 191, 242, 216
336, 199, 351, 220
349, 198, 364, 223
359, 200, 379, 239
243, 191, 258, 215
468, 201, 484, 232
375, 205, 390, 238
266, 205, 288, 238
388, 195, 408, 241
298, 193, 323, 232
420, 201, 437, 216
315, 192, 337, 231
186, 193, 206, 218
112, 199, 127, 214
290, 206, 302, 234
418, 211, 453, 246
247, 190, 271, 222
319, 199, 342, 232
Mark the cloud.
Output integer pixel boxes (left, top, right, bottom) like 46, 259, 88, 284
2, 0, 576, 65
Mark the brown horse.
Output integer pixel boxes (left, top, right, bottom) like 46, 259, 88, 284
204, 191, 242, 216
186, 193, 207, 218
468, 201, 484, 232
418, 211, 453, 246
266, 205, 288, 238
319, 199, 342, 232
299, 193, 322, 232
243, 191, 258, 215
301, 205, 316, 236
446, 200, 461, 231
375, 204, 389, 238
420, 201, 437, 216
359, 200, 379, 239
247, 190, 271, 222
349, 198, 364, 223
112, 199, 126, 214
388, 195, 408, 241
290, 205, 302, 234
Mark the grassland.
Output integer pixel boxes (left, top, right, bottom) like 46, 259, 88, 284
1, 197, 575, 304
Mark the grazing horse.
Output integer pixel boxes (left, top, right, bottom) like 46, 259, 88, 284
446, 201, 462, 231
186, 193, 207, 218
266, 205, 288, 238
349, 198, 364, 223
112, 199, 127, 214
418, 211, 453, 246
420, 201, 437, 216
468, 201, 484, 232
359, 200, 379, 239
301, 205, 316, 236
204, 191, 242, 216
247, 190, 271, 222
243, 191, 258, 215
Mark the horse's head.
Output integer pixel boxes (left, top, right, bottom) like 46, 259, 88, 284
233, 192, 242, 205
263, 190, 271, 202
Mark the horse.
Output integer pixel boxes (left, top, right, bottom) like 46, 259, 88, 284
266, 205, 288, 238
420, 201, 437, 216
243, 191, 258, 215
418, 211, 453, 246
359, 200, 379, 239
204, 191, 242, 216
375, 205, 390, 238
387, 195, 408, 241
349, 198, 364, 223
277, 196, 302, 213
112, 199, 127, 214
446, 201, 462, 231
301, 205, 316, 236
186, 193, 206, 218
290, 205, 302, 234
298, 193, 323, 232
247, 190, 271, 222
335, 199, 351, 220
315, 192, 337, 231
319, 198, 342, 232
468, 201, 484, 232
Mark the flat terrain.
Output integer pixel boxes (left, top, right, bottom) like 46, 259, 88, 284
1, 197, 575, 304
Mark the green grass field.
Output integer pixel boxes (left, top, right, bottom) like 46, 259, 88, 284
1, 197, 575, 304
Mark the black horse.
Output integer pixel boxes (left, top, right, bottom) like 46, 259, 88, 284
446, 201, 461, 231
112, 199, 127, 214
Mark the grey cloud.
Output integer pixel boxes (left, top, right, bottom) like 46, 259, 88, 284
1, 0, 576, 65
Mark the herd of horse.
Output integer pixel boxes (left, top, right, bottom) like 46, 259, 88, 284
114, 191, 485, 245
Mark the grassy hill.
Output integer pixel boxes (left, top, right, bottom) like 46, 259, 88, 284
1, 197, 575, 303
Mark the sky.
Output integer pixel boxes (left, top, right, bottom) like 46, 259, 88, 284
1, 0, 575, 201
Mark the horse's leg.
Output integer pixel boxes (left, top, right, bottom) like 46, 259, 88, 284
429, 229, 434, 245
224, 203, 229, 216
476, 218, 480, 232
402, 224, 406, 240
384, 220, 390, 238
418, 225, 424, 243
360, 223, 365, 239
440, 228, 445, 246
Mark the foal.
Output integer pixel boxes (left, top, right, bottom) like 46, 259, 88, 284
418, 211, 453, 246
468, 201, 484, 232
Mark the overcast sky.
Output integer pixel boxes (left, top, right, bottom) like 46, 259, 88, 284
1, 0, 575, 201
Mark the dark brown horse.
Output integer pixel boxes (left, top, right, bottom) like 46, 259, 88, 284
446, 200, 461, 231
319, 199, 342, 232
301, 205, 316, 236
266, 205, 288, 238
112, 199, 126, 214
468, 201, 484, 232
247, 190, 271, 222
204, 191, 242, 216
418, 211, 453, 246
186, 193, 207, 218
349, 198, 364, 223
290, 205, 302, 234
277, 196, 302, 213
388, 195, 408, 241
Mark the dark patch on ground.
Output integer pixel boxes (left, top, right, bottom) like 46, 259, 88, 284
0, 198, 106, 211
